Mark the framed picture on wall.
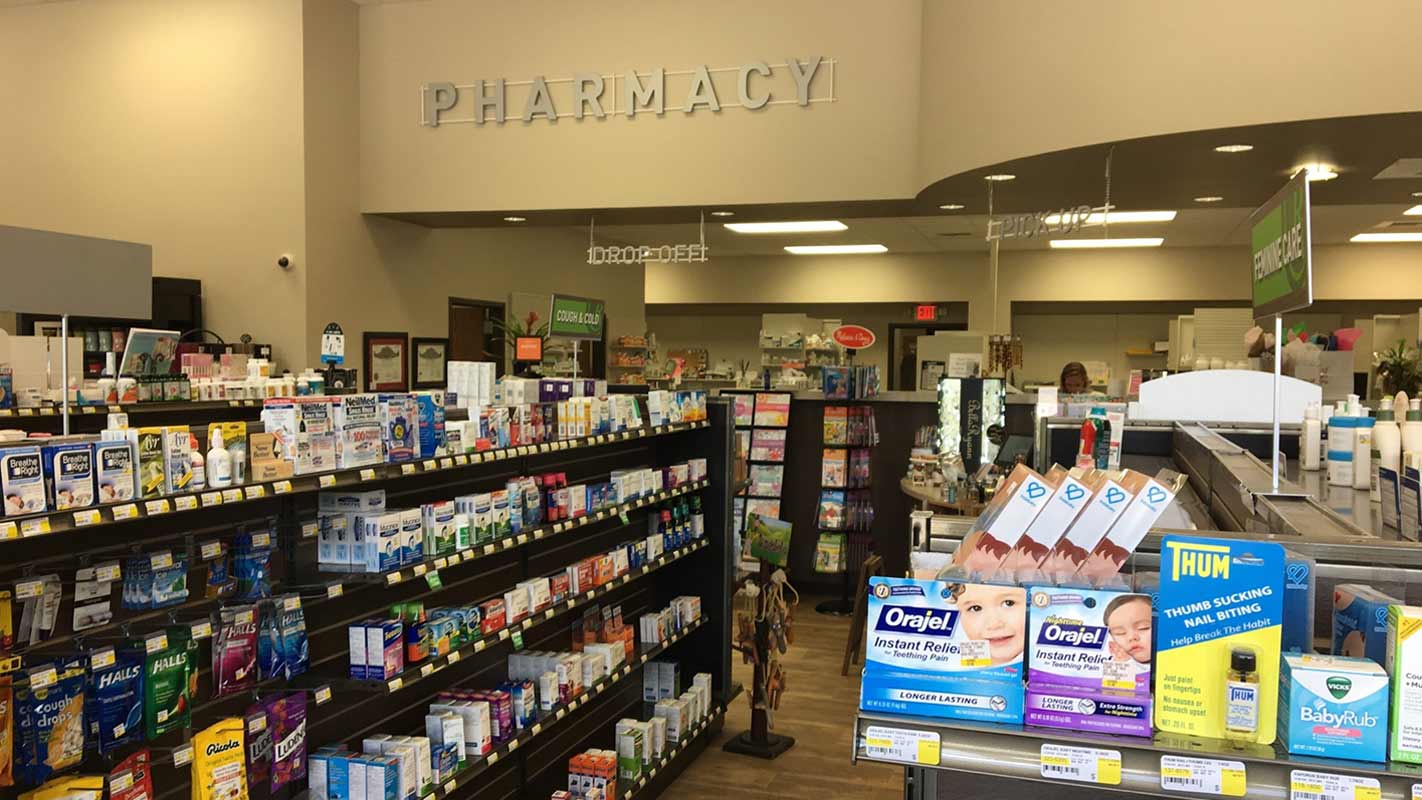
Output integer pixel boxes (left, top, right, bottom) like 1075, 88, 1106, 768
363, 331, 409, 392
412, 337, 449, 389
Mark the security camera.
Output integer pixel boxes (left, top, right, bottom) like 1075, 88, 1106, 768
277, 254, 293, 269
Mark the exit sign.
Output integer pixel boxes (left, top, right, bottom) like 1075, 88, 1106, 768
915, 304, 937, 321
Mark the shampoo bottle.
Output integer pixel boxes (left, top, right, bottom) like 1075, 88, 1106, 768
1353, 410, 1374, 491
1373, 398, 1401, 502
1301, 402, 1322, 471
207, 427, 232, 488
1404, 399, 1422, 464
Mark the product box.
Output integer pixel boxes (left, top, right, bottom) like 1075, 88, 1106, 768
1387, 605, 1422, 763
334, 394, 385, 468
349, 623, 368, 679
1154, 536, 1284, 744
213, 421, 249, 484
859, 577, 1026, 723
1039, 472, 1137, 577
1334, 584, 1398, 665
1, 444, 47, 516
423, 501, 457, 557
130, 428, 167, 498
998, 468, 1088, 572
321, 490, 387, 514
1078, 474, 1177, 581
94, 439, 136, 504
953, 465, 1054, 574
1024, 585, 1153, 736
379, 393, 419, 463
361, 512, 402, 573
1277, 653, 1388, 762
164, 427, 193, 493
1282, 549, 1317, 654
41, 441, 95, 510
415, 391, 447, 457
399, 508, 424, 565
366, 620, 404, 680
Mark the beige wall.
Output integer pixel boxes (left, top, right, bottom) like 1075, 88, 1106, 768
917, 0, 1422, 188
0, 0, 311, 366
357, 0, 922, 212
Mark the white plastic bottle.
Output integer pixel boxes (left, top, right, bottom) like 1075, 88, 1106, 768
1327, 402, 1356, 487
1301, 403, 1322, 471
1354, 411, 1375, 491
1404, 399, 1422, 463
207, 426, 233, 488
188, 433, 206, 492
1373, 398, 1401, 502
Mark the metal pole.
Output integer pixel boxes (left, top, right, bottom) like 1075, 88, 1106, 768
1272, 313, 1282, 492
572, 340, 580, 381
61, 314, 70, 436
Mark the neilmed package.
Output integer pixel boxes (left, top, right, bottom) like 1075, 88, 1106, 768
860, 577, 1025, 723
1278, 653, 1387, 762
1077, 473, 1177, 581
1024, 586, 1152, 736
1038, 472, 1135, 576
1333, 584, 1398, 665
1282, 549, 1316, 654
952, 465, 1053, 574
1000, 468, 1092, 572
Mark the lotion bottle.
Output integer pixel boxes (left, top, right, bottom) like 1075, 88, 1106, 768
1353, 410, 1374, 491
207, 426, 232, 488
1404, 399, 1422, 464
1373, 398, 1401, 502
1301, 403, 1322, 471
1327, 401, 1355, 488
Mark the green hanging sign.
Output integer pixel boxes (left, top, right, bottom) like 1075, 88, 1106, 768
1250, 171, 1312, 319
548, 294, 606, 341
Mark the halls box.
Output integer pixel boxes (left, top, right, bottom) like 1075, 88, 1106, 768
860, 577, 1025, 724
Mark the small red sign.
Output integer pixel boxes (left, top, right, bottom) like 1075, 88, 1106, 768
515, 336, 543, 361
915, 304, 937, 321
832, 324, 876, 350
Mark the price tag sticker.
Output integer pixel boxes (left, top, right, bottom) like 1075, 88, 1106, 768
387, 677, 403, 692
498, 629, 510, 641
315, 685, 332, 705
302, 521, 319, 539
1289, 771, 1381, 800
273, 480, 293, 494
228, 400, 242, 408
555, 522, 567, 533
190, 621, 213, 640
150, 551, 174, 570
420, 664, 435, 678
619, 511, 631, 526
385, 572, 402, 586
72, 509, 102, 526
145, 499, 170, 515
508, 739, 519, 752
27, 665, 57, 690
144, 632, 169, 654
222, 488, 243, 504
516, 534, 529, 545
0, 521, 15, 541
1413, 785, 1422, 800
283, 596, 301, 612
1160, 756, 1247, 797
413, 564, 427, 577
455, 455, 469, 466
197, 540, 224, 563
90, 647, 116, 670
18, 517, 48, 538
487, 753, 499, 765
425, 571, 442, 590
248, 714, 267, 734
173, 744, 194, 767
251, 532, 271, 549
422, 459, 437, 472
1039, 744, 1121, 785
326, 583, 343, 599
320, 474, 337, 488
109, 770, 134, 794
16, 409, 32, 417
245, 485, 267, 500
174, 495, 198, 511
532, 723, 542, 736
236, 608, 254, 625
402, 463, 417, 476
201, 491, 223, 507
446, 650, 460, 664
440, 458, 453, 469
443, 780, 457, 795
474, 640, 487, 653
483, 544, 496, 555
544, 608, 555, 620
360, 468, 377, 481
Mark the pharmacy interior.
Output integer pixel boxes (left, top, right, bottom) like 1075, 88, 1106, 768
6, 3, 1422, 800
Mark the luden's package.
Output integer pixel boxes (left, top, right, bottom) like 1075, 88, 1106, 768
143, 641, 191, 740
244, 707, 273, 797
258, 597, 308, 681
108, 749, 153, 800
86, 649, 143, 755
0, 676, 12, 787
15, 659, 86, 786
213, 607, 259, 697
191, 718, 247, 800
262, 694, 307, 791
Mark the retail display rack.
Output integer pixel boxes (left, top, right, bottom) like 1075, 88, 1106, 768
0, 398, 737, 800
813, 402, 877, 614
723, 391, 791, 548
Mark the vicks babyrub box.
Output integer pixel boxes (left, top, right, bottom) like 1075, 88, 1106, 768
860, 577, 1026, 723
1278, 653, 1387, 762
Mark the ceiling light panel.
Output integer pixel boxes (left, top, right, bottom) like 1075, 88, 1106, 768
1049, 238, 1164, 249
1351, 232, 1422, 243
724, 220, 846, 234
1404, 205, 1422, 216
1042, 210, 1177, 225
1214, 144, 1254, 153
784, 244, 887, 255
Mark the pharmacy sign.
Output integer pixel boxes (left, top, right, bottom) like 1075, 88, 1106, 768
1250, 171, 1312, 318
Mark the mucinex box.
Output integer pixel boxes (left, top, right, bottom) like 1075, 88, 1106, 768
860, 577, 1026, 723
1386, 605, 1422, 763
1279, 653, 1388, 762
1025, 585, 1153, 736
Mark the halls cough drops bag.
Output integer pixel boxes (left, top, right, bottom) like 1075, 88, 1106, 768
192, 718, 246, 800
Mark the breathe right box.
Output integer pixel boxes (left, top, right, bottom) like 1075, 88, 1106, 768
1387, 604, 1422, 763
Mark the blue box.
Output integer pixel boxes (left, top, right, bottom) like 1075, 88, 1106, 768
326, 755, 352, 800
860, 577, 1025, 724
414, 392, 446, 458
41, 441, 95, 510
1278, 653, 1388, 762
1282, 549, 1316, 653
1333, 584, 1398, 665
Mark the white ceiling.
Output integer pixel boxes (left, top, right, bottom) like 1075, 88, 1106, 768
588, 204, 1422, 256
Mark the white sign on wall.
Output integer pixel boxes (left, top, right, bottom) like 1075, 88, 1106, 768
422, 57, 835, 127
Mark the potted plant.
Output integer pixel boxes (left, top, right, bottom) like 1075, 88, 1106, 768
1375, 339, 1422, 396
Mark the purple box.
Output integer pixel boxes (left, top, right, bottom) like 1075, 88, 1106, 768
1024, 686, 1152, 737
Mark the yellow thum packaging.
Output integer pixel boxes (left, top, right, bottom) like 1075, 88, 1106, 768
191, 718, 247, 800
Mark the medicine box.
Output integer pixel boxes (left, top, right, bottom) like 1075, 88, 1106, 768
1, 445, 45, 516
40, 441, 94, 510
399, 508, 423, 565
1282, 549, 1316, 653
1387, 605, 1422, 763
321, 490, 387, 514
93, 439, 135, 504
1279, 653, 1388, 762
1333, 584, 1398, 665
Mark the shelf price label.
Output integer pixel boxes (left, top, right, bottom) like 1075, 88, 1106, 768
1289, 771, 1381, 800
319, 474, 337, 488
360, 468, 378, 482
90, 647, 116, 670
222, 488, 243, 504
861, 726, 940, 766
201, 491, 223, 507
174, 495, 198, 511
0, 522, 15, 541
190, 621, 213, 640
315, 685, 332, 705
1160, 756, 1246, 797
173, 744, 194, 767
72, 509, 102, 527
402, 463, 417, 476
273, 480, 293, 494
145, 499, 170, 515
20, 518, 50, 538
1413, 785, 1422, 800
245, 485, 267, 500
1039, 744, 1120, 786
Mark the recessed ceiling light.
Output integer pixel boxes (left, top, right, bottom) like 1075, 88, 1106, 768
984, 174, 1016, 182
1296, 163, 1338, 181
1049, 237, 1164, 249
724, 220, 847, 234
1043, 210, 1177, 225
1214, 144, 1254, 153
938, 204, 965, 211
1351, 232, 1422, 243
784, 244, 887, 255
1405, 205, 1422, 216
503, 216, 526, 222
1194, 196, 1224, 203
709, 211, 735, 217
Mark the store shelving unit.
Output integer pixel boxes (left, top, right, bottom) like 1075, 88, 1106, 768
854, 711, 1422, 800
0, 397, 736, 800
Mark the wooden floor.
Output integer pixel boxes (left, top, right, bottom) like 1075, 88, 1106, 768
662, 596, 903, 799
